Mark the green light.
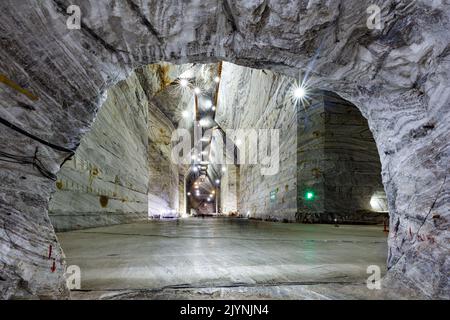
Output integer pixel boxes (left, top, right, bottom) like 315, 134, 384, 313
305, 191, 315, 200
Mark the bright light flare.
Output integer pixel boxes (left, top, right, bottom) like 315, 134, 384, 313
287, 81, 310, 106
179, 78, 189, 87
305, 191, 315, 201
291, 81, 310, 107
294, 87, 306, 99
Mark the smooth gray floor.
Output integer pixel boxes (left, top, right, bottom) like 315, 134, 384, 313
58, 217, 388, 298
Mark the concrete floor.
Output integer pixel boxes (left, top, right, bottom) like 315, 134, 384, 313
58, 217, 392, 299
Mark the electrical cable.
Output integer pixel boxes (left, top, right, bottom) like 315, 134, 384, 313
0, 116, 75, 180
0, 116, 75, 153
0, 148, 57, 180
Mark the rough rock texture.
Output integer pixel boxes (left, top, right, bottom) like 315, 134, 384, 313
147, 99, 179, 218
49, 72, 149, 231
297, 91, 386, 224
49, 63, 191, 228
216, 64, 385, 224
139, 63, 194, 218
216, 62, 298, 221
220, 164, 239, 214
0, 0, 448, 299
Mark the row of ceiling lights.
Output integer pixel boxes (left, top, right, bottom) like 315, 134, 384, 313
179, 69, 218, 181
180, 67, 310, 212
180, 75, 219, 119
187, 184, 216, 202
181, 68, 308, 207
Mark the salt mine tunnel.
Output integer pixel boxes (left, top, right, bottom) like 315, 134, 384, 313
0, 0, 449, 300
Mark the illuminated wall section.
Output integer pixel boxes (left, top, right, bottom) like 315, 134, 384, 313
297, 91, 387, 224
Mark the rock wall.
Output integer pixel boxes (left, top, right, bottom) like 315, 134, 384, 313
297, 93, 326, 220
49, 63, 190, 229
217, 68, 385, 225
220, 164, 239, 215
216, 62, 298, 221
49, 73, 149, 231
148, 100, 179, 218
297, 91, 386, 224
0, 0, 448, 299
323, 92, 386, 223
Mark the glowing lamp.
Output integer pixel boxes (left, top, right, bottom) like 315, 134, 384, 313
179, 78, 189, 87
305, 191, 315, 201
294, 87, 306, 99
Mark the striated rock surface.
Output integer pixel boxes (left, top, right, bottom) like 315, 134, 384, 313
49, 62, 194, 228
0, 0, 448, 299
49, 72, 149, 231
216, 62, 298, 221
297, 91, 386, 224
216, 63, 385, 224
